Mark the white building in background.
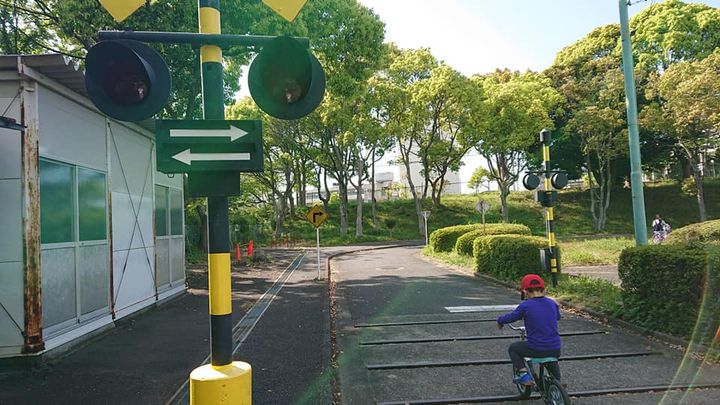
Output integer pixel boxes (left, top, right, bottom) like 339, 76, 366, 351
0, 55, 185, 358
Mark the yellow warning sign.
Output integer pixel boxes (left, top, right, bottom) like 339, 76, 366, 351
306, 205, 329, 228
262, 0, 308, 22
99, 0, 146, 22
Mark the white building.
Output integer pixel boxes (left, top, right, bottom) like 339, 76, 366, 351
0, 55, 185, 358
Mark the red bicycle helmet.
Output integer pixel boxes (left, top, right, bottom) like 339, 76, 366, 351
520, 274, 545, 290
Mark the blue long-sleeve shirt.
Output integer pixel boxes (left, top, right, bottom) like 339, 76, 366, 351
497, 297, 561, 351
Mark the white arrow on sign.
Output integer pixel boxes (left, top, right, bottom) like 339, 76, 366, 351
172, 149, 251, 166
169, 126, 248, 142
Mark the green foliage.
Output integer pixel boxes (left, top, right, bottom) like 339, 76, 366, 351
473, 235, 549, 281
429, 224, 479, 252
454, 224, 532, 256
681, 177, 697, 196
468, 167, 493, 192
665, 219, 720, 244
617, 243, 719, 337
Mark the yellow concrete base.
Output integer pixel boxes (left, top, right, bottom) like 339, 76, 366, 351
190, 361, 252, 405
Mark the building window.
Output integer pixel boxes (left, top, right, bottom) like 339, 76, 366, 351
39, 159, 107, 244
78, 168, 107, 241
170, 189, 183, 236
155, 185, 168, 237
155, 186, 183, 237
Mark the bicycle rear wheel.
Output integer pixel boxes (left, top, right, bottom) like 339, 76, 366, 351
543, 376, 571, 405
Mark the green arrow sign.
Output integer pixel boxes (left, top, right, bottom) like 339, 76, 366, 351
156, 120, 263, 173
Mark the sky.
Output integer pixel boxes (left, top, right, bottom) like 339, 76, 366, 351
357, 0, 720, 76
240, 0, 720, 192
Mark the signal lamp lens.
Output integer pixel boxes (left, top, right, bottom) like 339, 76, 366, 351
103, 59, 151, 106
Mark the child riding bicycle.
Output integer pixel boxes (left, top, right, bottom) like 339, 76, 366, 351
496, 274, 562, 385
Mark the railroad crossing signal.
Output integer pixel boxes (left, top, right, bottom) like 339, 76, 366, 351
85, 35, 324, 122
85, 40, 171, 122
155, 120, 263, 173
306, 205, 329, 228
522, 129, 568, 286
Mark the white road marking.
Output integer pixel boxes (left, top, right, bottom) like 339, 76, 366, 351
445, 305, 518, 313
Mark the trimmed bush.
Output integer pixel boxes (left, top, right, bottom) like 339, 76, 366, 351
618, 243, 720, 337
454, 224, 532, 255
430, 224, 480, 252
473, 235, 549, 281
665, 219, 720, 244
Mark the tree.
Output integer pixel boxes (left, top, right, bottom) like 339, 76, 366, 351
642, 51, 720, 221
568, 107, 626, 230
414, 64, 481, 208
472, 69, 562, 222
292, 0, 386, 238
370, 46, 436, 236
468, 166, 492, 193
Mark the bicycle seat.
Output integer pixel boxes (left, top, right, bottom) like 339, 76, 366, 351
525, 356, 558, 364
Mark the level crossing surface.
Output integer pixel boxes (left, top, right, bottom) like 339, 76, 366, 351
332, 246, 720, 404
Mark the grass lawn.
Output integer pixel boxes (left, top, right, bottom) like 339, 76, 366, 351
559, 236, 636, 266
276, 179, 720, 246
423, 247, 624, 318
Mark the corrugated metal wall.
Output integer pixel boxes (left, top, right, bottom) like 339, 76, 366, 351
0, 82, 25, 355
109, 122, 157, 317
1, 70, 186, 356
38, 86, 111, 336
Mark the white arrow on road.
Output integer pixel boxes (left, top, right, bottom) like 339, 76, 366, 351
169, 126, 248, 142
172, 149, 251, 166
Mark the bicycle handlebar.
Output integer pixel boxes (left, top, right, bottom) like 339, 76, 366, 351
507, 323, 526, 331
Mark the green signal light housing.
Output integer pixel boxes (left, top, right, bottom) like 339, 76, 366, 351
248, 36, 326, 120
85, 40, 171, 122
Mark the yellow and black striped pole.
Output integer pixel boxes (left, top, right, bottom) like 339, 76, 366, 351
189, 1, 251, 403
541, 129, 559, 287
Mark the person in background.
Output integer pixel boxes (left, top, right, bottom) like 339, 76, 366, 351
651, 214, 670, 244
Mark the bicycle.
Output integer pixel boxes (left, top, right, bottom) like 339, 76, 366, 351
507, 323, 572, 405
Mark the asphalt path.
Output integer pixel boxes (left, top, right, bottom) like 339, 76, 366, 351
332, 245, 720, 404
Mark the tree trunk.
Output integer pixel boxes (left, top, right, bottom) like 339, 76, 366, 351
195, 203, 208, 254
274, 197, 286, 237
499, 183, 510, 222
338, 181, 349, 237
319, 170, 331, 214
694, 170, 708, 221
401, 143, 425, 236
355, 182, 363, 238
299, 165, 307, 207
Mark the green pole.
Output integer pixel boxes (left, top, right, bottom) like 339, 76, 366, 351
189, 0, 251, 403
619, 0, 648, 246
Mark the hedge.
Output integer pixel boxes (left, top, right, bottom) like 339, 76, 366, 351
430, 224, 481, 252
665, 219, 720, 244
618, 243, 720, 338
430, 223, 530, 253
454, 224, 532, 255
473, 235, 549, 282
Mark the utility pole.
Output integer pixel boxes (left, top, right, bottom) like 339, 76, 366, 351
619, 0, 648, 246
